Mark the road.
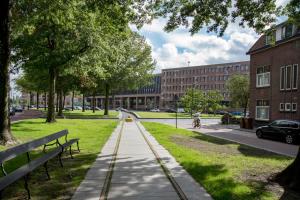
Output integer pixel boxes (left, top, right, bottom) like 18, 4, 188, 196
140, 118, 299, 158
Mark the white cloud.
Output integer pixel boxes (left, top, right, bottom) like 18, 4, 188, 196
133, 14, 262, 71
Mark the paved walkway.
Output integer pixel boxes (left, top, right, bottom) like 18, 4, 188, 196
72, 120, 212, 200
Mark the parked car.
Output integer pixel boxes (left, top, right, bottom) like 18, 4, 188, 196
9, 107, 15, 116
230, 111, 243, 116
256, 120, 300, 144
64, 106, 72, 111
150, 108, 160, 112
14, 106, 23, 112
165, 108, 176, 113
177, 108, 185, 113
84, 106, 91, 110
74, 106, 82, 110
115, 107, 121, 111
95, 107, 101, 111
216, 110, 228, 115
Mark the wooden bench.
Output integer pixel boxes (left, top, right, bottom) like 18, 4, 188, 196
0, 129, 79, 199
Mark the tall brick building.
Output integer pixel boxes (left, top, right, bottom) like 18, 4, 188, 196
247, 22, 300, 123
160, 61, 250, 108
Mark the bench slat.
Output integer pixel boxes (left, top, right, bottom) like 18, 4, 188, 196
0, 130, 68, 163
0, 147, 62, 191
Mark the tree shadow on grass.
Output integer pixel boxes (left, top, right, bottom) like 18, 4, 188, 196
192, 131, 291, 161
181, 161, 277, 200
192, 132, 236, 145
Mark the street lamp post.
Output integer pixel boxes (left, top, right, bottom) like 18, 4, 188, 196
191, 82, 195, 118
174, 94, 179, 128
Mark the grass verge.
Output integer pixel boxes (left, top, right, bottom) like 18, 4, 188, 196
55, 110, 118, 119
135, 111, 222, 119
1, 119, 118, 200
142, 122, 294, 200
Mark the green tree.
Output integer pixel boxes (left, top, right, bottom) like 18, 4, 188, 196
98, 31, 154, 115
154, 0, 280, 35
181, 88, 206, 113
207, 90, 223, 115
226, 75, 249, 117
0, 0, 15, 144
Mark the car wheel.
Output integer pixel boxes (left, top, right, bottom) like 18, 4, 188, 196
256, 130, 263, 138
285, 135, 294, 144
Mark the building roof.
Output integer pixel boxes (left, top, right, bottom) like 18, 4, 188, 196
161, 61, 250, 71
247, 22, 300, 55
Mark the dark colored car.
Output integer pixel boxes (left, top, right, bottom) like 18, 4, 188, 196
9, 107, 15, 116
256, 120, 300, 144
14, 106, 23, 112
165, 108, 176, 113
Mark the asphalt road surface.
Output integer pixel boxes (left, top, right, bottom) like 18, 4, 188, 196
140, 118, 299, 158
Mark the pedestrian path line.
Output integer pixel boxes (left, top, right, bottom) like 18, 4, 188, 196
135, 121, 189, 200
99, 121, 124, 200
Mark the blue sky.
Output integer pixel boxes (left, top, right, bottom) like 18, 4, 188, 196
131, 0, 290, 73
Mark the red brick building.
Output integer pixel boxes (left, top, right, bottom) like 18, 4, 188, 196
247, 22, 300, 124
160, 61, 250, 108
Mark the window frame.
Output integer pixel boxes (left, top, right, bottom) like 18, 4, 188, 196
280, 66, 285, 90
256, 106, 270, 121
285, 103, 291, 111
256, 71, 270, 88
292, 64, 298, 90
279, 103, 285, 111
285, 65, 292, 90
292, 103, 297, 112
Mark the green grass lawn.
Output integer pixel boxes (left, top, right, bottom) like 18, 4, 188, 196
142, 122, 294, 200
135, 111, 222, 119
1, 119, 118, 199
59, 110, 119, 119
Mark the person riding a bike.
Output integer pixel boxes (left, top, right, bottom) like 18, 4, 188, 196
193, 112, 201, 128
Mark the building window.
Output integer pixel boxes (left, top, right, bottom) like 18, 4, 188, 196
280, 66, 285, 90
282, 24, 293, 39
293, 64, 298, 89
279, 103, 285, 111
292, 103, 297, 112
256, 100, 269, 120
285, 103, 291, 111
286, 65, 292, 89
281, 65, 298, 90
256, 66, 270, 87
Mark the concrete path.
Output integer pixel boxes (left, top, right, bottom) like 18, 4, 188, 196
72, 120, 212, 200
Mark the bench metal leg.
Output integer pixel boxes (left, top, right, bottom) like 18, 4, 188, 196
58, 153, 63, 168
69, 146, 74, 159
44, 161, 51, 180
24, 175, 31, 199
77, 141, 80, 152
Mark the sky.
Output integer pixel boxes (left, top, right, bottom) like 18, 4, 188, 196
131, 0, 290, 73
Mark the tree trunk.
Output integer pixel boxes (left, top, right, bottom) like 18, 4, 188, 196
274, 147, 300, 191
71, 90, 74, 111
63, 93, 66, 110
44, 92, 47, 110
36, 92, 39, 109
82, 94, 85, 112
57, 90, 64, 117
56, 93, 59, 112
92, 93, 96, 113
0, 0, 15, 144
104, 83, 109, 115
46, 66, 57, 122
27, 91, 30, 110
29, 91, 32, 109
